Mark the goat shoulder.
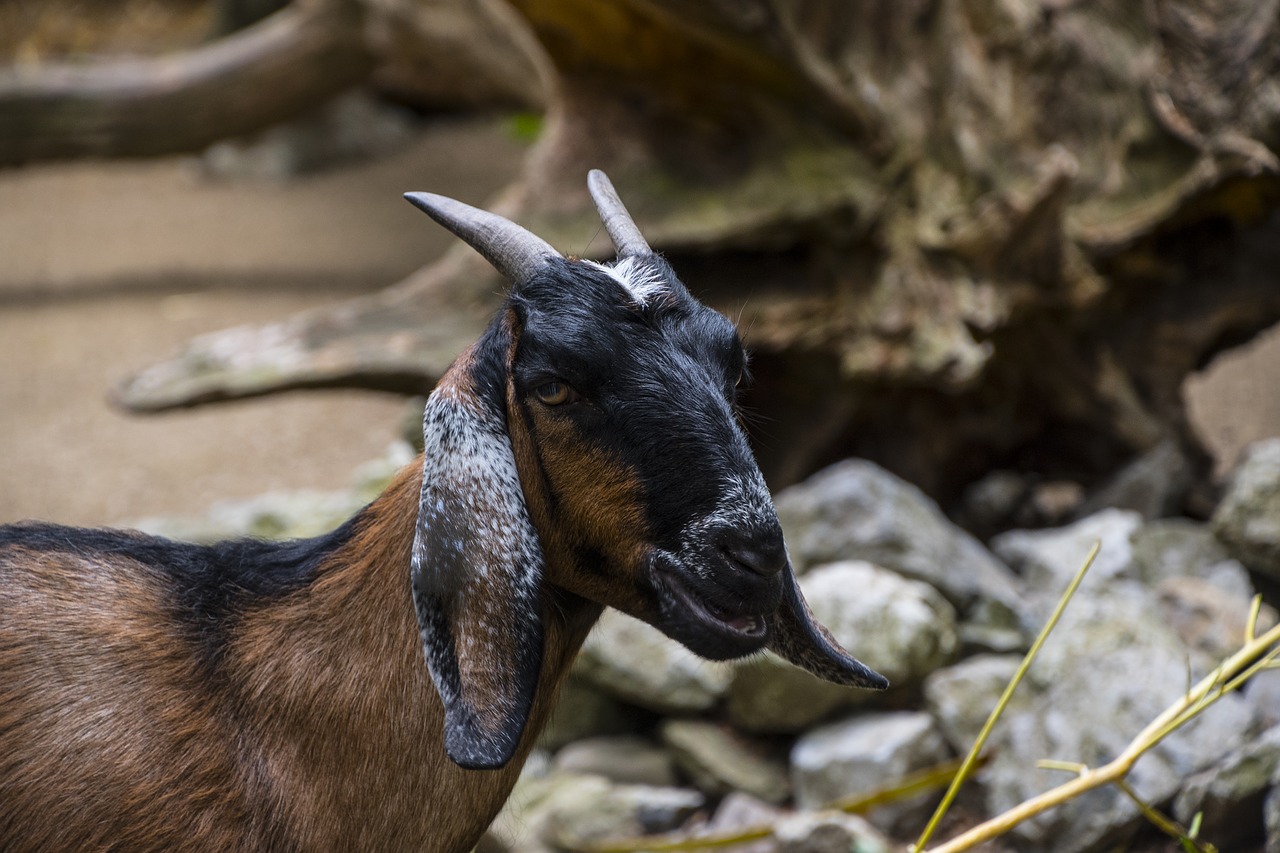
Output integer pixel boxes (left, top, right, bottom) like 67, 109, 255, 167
0, 531, 259, 850
0, 463, 594, 852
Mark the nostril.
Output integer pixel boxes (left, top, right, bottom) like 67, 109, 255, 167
719, 527, 787, 578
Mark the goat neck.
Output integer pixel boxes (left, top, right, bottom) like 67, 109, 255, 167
228, 464, 597, 851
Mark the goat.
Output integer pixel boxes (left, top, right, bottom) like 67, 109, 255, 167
0, 171, 887, 852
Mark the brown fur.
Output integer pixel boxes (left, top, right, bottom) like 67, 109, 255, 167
0, 464, 598, 852
0, 550, 254, 851
506, 337, 657, 622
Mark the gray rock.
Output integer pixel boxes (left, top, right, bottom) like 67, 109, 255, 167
552, 736, 678, 788
726, 655, 852, 735
773, 811, 894, 853
1130, 518, 1255, 600
348, 440, 419, 502
727, 561, 958, 732
710, 792, 784, 826
993, 507, 1142, 586
991, 509, 1142, 623
661, 720, 791, 804
538, 676, 639, 751
542, 780, 705, 848
956, 470, 1032, 536
1174, 725, 1280, 850
130, 441, 415, 542
923, 654, 1023, 753
522, 749, 553, 779
488, 771, 704, 853
705, 794, 784, 853
775, 459, 1021, 612
133, 489, 366, 543
1076, 438, 1191, 520
484, 766, 593, 853
791, 711, 950, 833
1156, 576, 1278, 662
575, 609, 733, 714
808, 560, 960, 680
1247, 669, 1280, 730
958, 597, 1028, 655
1213, 438, 1280, 580
982, 581, 1259, 853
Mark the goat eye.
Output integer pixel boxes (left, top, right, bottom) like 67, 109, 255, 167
534, 381, 577, 406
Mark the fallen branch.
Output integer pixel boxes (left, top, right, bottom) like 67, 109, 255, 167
0, 0, 372, 166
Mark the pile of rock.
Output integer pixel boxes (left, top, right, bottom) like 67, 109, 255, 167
135, 438, 1280, 851
486, 440, 1280, 853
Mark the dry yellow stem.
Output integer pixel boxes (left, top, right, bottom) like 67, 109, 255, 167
925, 617, 1280, 853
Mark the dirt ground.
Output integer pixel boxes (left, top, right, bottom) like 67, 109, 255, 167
0, 116, 526, 527
0, 114, 1276, 529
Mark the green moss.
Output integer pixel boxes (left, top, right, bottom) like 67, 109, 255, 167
504, 111, 544, 144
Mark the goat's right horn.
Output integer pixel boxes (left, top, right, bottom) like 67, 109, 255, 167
404, 192, 558, 285
587, 170, 652, 258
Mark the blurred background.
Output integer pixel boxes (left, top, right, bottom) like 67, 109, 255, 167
5, 1, 1280, 849
0, 0, 539, 525
2, 0, 1279, 532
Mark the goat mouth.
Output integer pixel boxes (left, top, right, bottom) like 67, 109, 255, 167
656, 565, 768, 645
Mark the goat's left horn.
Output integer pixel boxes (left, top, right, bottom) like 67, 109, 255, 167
404, 192, 558, 285
587, 169, 652, 258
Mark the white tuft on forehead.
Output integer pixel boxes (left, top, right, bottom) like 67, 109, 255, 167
584, 256, 668, 307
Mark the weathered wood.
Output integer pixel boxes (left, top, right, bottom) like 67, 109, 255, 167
110, 0, 1280, 501
369, 0, 548, 111
114, 250, 496, 411
0, 0, 373, 166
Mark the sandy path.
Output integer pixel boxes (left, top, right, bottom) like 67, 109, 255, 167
0, 117, 525, 527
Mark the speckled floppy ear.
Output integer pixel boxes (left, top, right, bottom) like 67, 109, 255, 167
410, 318, 545, 770
403, 190, 562, 770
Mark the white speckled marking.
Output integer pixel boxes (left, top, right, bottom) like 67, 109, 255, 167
584, 257, 668, 307
679, 470, 777, 582
411, 378, 543, 733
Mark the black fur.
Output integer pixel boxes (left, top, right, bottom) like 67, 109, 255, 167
504, 256, 784, 661
0, 515, 363, 664
512, 258, 752, 548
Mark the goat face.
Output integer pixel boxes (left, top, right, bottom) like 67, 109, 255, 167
406, 172, 886, 771
509, 256, 784, 663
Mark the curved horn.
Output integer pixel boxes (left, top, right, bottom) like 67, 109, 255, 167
587, 169, 652, 258
404, 192, 558, 285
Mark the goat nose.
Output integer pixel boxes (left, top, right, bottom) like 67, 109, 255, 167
719, 526, 787, 578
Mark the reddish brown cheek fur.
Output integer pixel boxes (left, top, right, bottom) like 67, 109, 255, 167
509, 396, 656, 616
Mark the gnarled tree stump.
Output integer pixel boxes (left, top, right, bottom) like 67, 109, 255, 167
12, 0, 1280, 507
